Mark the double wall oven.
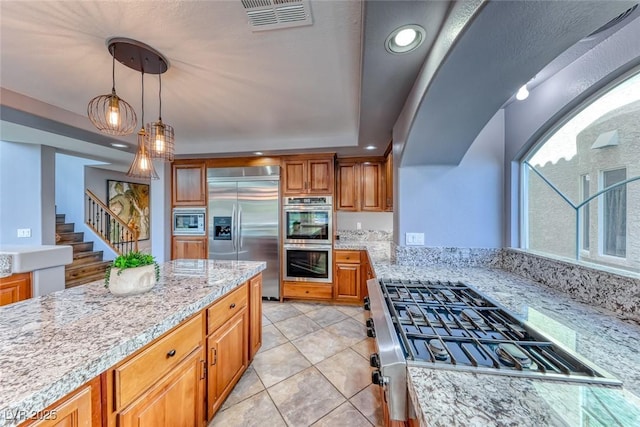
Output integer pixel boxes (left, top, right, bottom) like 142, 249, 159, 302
282, 196, 333, 283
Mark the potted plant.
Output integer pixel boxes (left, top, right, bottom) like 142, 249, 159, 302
104, 251, 160, 296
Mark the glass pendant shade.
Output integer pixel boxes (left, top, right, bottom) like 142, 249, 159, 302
127, 128, 159, 180
146, 119, 175, 161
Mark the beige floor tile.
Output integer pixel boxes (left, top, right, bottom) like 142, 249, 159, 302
334, 304, 366, 317
305, 306, 350, 327
273, 313, 321, 341
291, 301, 328, 313
251, 342, 311, 387
291, 328, 351, 364
260, 324, 289, 352
351, 338, 376, 360
220, 367, 265, 410
210, 390, 286, 427
311, 402, 374, 427
262, 315, 272, 326
350, 384, 384, 427
316, 348, 372, 398
324, 316, 368, 346
263, 302, 304, 323
268, 367, 345, 427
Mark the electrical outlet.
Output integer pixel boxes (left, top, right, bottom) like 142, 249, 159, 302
356, 222, 362, 230
406, 232, 424, 246
17, 228, 31, 238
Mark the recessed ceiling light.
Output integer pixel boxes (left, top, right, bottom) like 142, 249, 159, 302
516, 84, 529, 101
365, 145, 376, 150
386, 25, 426, 54
111, 143, 128, 148
254, 151, 264, 156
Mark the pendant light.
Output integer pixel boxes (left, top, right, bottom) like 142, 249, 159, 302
87, 44, 137, 136
146, 63, 175, 162
127, 71, 159, 180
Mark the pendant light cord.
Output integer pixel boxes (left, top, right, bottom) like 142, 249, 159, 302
141, 71, 145, 126
111, 44, 116, 93
158, 63, 163, 121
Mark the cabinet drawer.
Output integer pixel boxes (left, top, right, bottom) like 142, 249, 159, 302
207, 283, 248, 334
283, 282, 332, 299
114, 313, 203, 409
334, 250, 361, 263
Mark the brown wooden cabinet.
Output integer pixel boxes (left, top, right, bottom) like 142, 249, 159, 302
384, 151, 393, 212
336, 158, 384, 212
248, 274, 262, 361
172, 236, 207, 260
117, 349, 204, 427
104, 313, 206, 427
207, 309, 248, 419
21, 379, 99, 427
282, 281, 333, 300
0, 272, 31, 306
334, 250, 361, 303
282, 155, 334, 195
173, 162, 206, 206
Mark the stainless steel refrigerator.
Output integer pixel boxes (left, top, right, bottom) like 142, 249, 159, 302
207, 167, 280, 299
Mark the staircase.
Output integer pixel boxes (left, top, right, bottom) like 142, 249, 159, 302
56, 213, 112, 288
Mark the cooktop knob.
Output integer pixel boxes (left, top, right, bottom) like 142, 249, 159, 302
366, 318, 374, 328
371, 370, 386, 386
370, 353, 380, 368
363, 297, 371, 311
366, 327, 376, 338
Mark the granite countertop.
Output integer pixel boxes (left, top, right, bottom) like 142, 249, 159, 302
335, 240, 640, 426
0, 259, 266, 427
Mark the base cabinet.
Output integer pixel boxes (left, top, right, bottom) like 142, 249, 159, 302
207, 310, 248, 419
0, 272, 32, 306
172, 237, 207, 260
248, 274, 262, 360
117, 349, 204, 427
282, 281, 332, 300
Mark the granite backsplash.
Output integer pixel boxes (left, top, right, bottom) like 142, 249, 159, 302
336, 230, 392, 241
373, 241, 639, 325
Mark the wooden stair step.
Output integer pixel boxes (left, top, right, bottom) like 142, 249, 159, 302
56, 214, 66, 224
56, 223, 75, 233
66, 271, 107, 288
72, 251, 105, 265
57, 231, 84, 244
67, 241, 94, 254
65, 260, 111, 282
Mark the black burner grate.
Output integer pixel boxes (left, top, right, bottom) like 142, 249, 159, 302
379, 279, 620, 384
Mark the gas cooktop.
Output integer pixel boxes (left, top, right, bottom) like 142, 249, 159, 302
377, 279, 622, 386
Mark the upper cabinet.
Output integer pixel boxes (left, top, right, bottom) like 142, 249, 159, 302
282, 155, 334, 195
384, 151, 393, 212
173, 162, 206, 206
336, 158, 384, 212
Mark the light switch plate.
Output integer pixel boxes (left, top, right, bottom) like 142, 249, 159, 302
406, 232, 424, 246
356, 222, 362, 230
17, 228, 31, 238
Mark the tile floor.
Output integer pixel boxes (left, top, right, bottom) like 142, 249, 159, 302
210, 301, 383, 427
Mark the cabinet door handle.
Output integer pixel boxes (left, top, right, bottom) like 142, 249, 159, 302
230, 303, 236, 309
167, 349, 177, 358
211, 348, 217, 366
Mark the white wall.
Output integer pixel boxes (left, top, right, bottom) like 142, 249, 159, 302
395, 110, 505, 248
0, 141, 54, 245
150, 161, 171, 262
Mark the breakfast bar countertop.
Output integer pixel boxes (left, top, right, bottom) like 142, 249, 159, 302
335, 240, 640, 427
0, 259, 266, 427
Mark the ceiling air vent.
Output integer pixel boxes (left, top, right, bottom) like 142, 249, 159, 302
241, 0, 313, 32
588, 4, 638, 37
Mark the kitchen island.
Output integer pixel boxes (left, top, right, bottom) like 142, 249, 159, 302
0, 259, 265, 427
336, 240, 640, 427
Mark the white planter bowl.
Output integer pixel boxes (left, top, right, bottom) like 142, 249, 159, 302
107, 264, 157, 296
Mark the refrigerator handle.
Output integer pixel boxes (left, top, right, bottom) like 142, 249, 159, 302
238, 206, 243, 250
232, 203, 237, 251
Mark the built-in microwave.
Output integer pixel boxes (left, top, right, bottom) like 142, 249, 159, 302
172, 207, 206, 235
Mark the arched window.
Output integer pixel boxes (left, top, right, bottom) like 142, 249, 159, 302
522, 71, 640, 274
